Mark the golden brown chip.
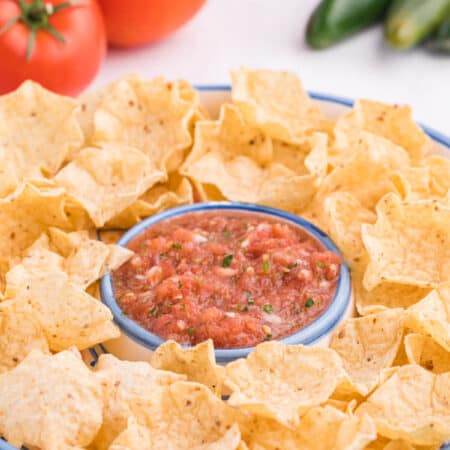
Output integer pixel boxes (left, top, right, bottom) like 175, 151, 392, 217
151, 339, 223, 395
48, 228, 133, 287
231, 68, 327, 143
422, 155, 450, 197
356, 365, 450, 445
404, 333, 450, 374
107, 417, 151, 450
92, 77, 194, 173
182, 105, 321, 211
352, 270, 431, 316
0, 181, 75, 277
362, 194, 450, 290
404, 288, 450, 352
1, 267, 119, 351
330, 309, 404, 396
225, 341, 347, 428
318, 192, 376, 268
311, 132, 410, 213
0, 308, 49, 373
105, 174, 193, 228
334, 99, 431, 163
239, 406, 376, 450
0, 80, 83, 184
0, 349, 103, 450
93, 354, 185, 450
54, 145, 165, 227
144, 381, 242, 450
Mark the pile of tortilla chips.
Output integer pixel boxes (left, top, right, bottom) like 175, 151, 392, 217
0, 68, 449, 450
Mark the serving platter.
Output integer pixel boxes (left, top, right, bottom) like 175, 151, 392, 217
1, 81, 449, 450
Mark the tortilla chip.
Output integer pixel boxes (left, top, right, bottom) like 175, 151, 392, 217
93, 354, 185, 450
108, 417, 151, 450
92, 77, 194, 173
404, 288, 450, 352
362, 194, 450, 290
151, 339, 223, 395
0, 308, 49, 373
144, 381, 242, 450
1, 267, 119, 351
225, 341, 347, 428
76, 74, 144, 146
231, 68, 327, 143
0, 80, 83, 183
353, 269, 431, 315
0, 349, 103, 450
330, 309, 404, 396
404, 333, 450, 374
182, 105, 320, 210
272, 132, 328, 178
311, 132, 410, 215
54, 145, 165, 227
318, 192, 376, 268
0, 181, 75, 277
98, 230, 125, 244
421, 154, 450, 198
105, 174, 193, 229
239, 406, 376, 450
334, 99, 430, 163
48, 228, 132, 287
356, 365, 450, 445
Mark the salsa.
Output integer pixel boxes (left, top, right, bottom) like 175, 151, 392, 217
112, 211, 342, 348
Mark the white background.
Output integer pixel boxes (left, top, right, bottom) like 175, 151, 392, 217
93, 0, 450, 133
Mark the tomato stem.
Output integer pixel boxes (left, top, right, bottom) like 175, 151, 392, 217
0, 0, 79, 61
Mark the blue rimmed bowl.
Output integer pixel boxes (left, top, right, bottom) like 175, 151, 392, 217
100, 202, 352, 365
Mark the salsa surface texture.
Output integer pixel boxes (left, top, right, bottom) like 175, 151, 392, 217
112, 211, 342, 348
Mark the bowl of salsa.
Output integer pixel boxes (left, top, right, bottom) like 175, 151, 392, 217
101, 202, 352, 364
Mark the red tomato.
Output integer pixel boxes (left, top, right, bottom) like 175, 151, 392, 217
0, 0, 106, 96
98, 0, 206, 47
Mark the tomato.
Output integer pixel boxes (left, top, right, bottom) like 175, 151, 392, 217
0, 0, 106, 96
98, 0, 206, 48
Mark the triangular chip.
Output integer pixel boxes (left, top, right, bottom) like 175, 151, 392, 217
362, 194, 450, 290
404, 288, 450, 352
1, 268, 119, 351
334, 99, 431, 163
92, 77, 194, 173
0, 80, 83, 184
0, 308, 49, 373
108, 417, 151, 450
93, 354, 185, 450
231, 68, 327, 143
105, 174, 193, 228
182, 105, 320, 210
0, 349, 103, 450
54, 145, 165, 227
356, 365, 450, 446
404, 333, 450, 374
151, 339, 223, 395
225, 341, 347, 428
330, 309, 404, 396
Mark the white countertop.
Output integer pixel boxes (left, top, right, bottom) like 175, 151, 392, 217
93, 0, 450, 133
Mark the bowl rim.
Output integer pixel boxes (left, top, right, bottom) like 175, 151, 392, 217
100, 201, 352, 362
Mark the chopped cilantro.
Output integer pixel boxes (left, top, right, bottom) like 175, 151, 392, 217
263, 304, 273, 313
315, 261, 325, 269
172, 242, 182, 249
150, 305, 159, 317
236, 304, 248, 312
305, 298, 315, 308
178, 281, 183, 289
187, 327, 195, 336
179, 303, 186, 310
222, 254, 233, 267
222, 229, 231, 237
166, 301, 173, 307
264, 334, 273, 341
159, 253, 166, 259
262, 260, 270, 272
